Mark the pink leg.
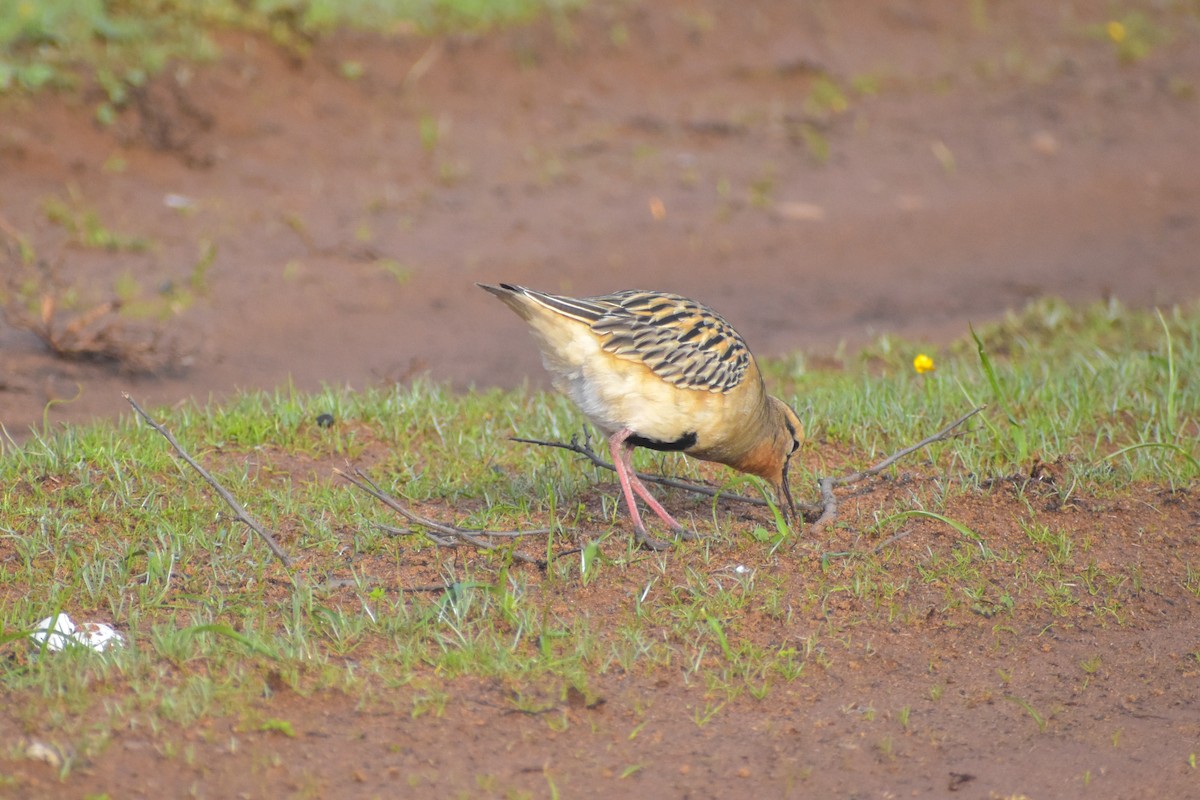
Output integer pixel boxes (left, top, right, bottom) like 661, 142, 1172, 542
608, 429, 689, 549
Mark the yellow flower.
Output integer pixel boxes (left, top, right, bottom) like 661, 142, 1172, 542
1106, 21, 1127, 43
913, 354, 935, 374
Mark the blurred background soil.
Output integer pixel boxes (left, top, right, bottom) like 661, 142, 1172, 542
1, 0, 1198, 434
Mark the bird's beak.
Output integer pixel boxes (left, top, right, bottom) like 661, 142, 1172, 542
779, 458, 797, 523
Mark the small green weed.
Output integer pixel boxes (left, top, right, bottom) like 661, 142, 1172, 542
0, 299, 1196, 766
43, 189, 151, 252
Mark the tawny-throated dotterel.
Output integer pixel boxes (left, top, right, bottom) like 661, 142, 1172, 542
479, 283, 803, 550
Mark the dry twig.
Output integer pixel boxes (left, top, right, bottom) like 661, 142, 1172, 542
335, 468, 552, 566
403, 39, 444, 89
810, 406, 985, 530
516, 407, 985, 532
124, 393, 292, 568
512, 432, 823, 518
1, 255, 182, 373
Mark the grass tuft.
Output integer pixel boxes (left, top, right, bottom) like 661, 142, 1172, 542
0, 298, 1196, 753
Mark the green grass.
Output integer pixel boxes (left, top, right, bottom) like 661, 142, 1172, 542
767, 297, 1199, 488
0, 0, 582, 101
0, 298, 1197, 769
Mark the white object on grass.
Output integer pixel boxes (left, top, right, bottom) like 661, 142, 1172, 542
31, 613, 124, 653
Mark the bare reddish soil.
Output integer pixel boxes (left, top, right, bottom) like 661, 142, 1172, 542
3, 458, 1199, 799
2, 0, 1199, 435
2, 0, 1200, 797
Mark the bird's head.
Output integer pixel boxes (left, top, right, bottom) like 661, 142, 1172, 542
767, 396, 804, 520
733, 395, 804, 520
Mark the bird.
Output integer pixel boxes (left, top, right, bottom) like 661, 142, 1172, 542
479, 282, 803, 549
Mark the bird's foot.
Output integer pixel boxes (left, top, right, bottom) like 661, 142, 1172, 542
634, 525, 671, 551
672, 524, 697, 542
634, 524, 695, 550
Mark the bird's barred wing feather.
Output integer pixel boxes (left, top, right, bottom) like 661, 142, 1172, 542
493, 284, 754, 393
590, 290, 751, 393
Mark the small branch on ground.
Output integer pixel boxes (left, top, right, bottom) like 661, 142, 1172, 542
334, 468, 554, 566
317, 576, 448, 594
124, 393, 292, 568
515, 407, 985, 532
2, 251, 184, 374
403, 39, 444, 89
872, 528, 916, 553
511, 432, 824, 518
810, 406, 985, 530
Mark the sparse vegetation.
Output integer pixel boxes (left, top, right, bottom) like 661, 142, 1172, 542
0, 214, 203, 373
0, 301, 1196, 786
41, 188, 151, 253
1, 0, 1199, 792
0, 0, 584, 95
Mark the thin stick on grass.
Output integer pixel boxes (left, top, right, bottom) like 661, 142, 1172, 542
511, 432, 823, 517
318, 576, 448, 594
334, 467, 551, 566
516, 407, 984, 530
124, 393, 292, 568
811, 406, 985, 530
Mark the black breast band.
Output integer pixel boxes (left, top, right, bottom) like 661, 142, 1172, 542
627, 430, 698, 452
